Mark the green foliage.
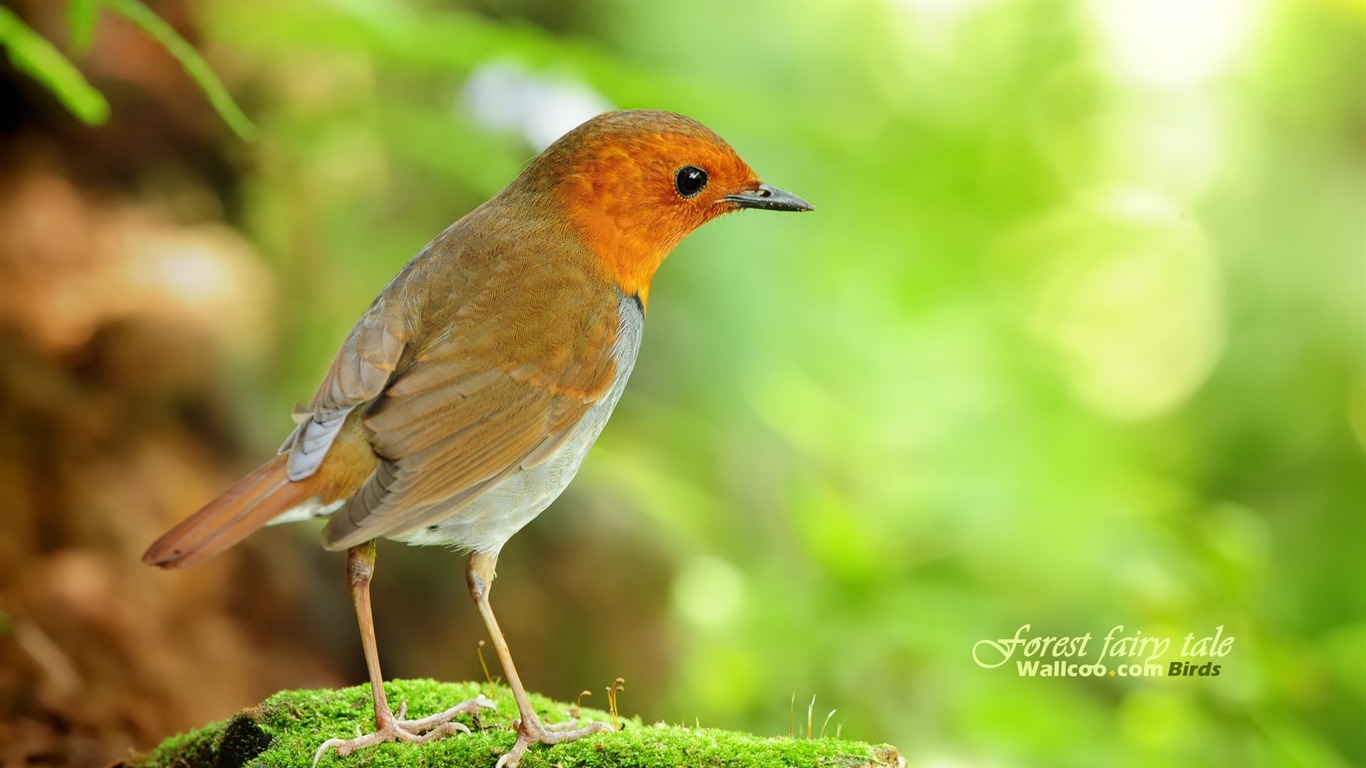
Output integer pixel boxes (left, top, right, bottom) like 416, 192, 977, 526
131, 680, 901, 768
2, 0, 254, 138
66, 0, 98, 52
102, 0, 256, 139
0, 6, 108, 123
93, 0, 1365, 765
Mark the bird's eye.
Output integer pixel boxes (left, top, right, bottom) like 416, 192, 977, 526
674, 166, 708, 199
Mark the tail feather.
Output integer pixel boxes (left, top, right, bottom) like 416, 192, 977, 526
143, 454, 325, 569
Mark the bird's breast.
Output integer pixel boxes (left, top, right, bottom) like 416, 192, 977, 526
391, 292, 644, 554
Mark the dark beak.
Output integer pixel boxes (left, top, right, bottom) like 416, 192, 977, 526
724, 183, 814, 212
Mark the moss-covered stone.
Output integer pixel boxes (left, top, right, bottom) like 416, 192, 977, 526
123, 680, 903, 768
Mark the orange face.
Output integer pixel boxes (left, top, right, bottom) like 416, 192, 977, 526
510, 110, 810, 306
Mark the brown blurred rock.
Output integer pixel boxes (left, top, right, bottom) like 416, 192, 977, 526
0, 6, 334, 764
0, 8, 679, 768
0, 180, 341, 765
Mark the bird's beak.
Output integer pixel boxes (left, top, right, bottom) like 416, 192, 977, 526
723, 184, 814, 212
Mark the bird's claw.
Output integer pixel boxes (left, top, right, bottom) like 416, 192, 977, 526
311, 695, 496, 767
495, 714, 615, 768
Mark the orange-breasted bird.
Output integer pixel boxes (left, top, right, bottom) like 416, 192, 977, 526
142, 109, 812, 767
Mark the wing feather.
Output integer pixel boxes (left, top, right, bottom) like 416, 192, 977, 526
320, 256, 627, 550
281, 263, 425, 481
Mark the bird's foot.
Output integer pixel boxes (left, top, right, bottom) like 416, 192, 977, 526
496, 712, 614, 768
312, 695, 496, 767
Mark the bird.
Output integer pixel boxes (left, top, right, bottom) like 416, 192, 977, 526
142, 109, 812, 767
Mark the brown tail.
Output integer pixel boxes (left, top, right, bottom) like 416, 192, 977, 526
143, 454, 325, 569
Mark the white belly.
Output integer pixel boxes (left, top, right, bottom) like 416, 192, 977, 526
389, 294, 643, 555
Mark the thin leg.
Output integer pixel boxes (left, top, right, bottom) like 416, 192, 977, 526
350, 540, 397, 730
311, 542, 494, 767
467, 552, 614, 768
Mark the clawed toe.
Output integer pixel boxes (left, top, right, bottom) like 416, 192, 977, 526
496, 716, 614, 768
312, 695, 496, 767
543, 718, 607, 734
400, 694, 496, 733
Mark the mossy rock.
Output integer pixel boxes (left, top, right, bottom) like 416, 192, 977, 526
123, 679, 904, 767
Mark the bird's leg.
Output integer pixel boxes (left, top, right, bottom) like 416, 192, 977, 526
467, 552, 614, 768
312, 542, 494, 767
351, 540, 398, 730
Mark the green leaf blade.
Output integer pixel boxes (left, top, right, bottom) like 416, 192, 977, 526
67, 0, 99, 53
104, 0, 258, 141
0, 6, 110, 124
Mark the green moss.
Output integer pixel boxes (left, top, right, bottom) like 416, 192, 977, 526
128, 680, 903, 768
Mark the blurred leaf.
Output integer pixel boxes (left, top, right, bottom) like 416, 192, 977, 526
0, 6, 109, 124
104, 0, 257, 141
67, 0, 98, 53
53, 0, 1358, 763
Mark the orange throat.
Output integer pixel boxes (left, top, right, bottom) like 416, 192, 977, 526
561, 191, 696, 310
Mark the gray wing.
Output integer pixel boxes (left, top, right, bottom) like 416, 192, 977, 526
280, 289, 413, 482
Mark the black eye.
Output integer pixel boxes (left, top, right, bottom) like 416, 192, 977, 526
675, 165, 708, 198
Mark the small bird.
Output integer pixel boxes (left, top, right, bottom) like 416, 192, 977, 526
142, 109, 811, 767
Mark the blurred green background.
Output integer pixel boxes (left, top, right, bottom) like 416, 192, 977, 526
1, 0, 1363, 766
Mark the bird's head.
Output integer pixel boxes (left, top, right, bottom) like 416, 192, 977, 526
509, 110, 812, 306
